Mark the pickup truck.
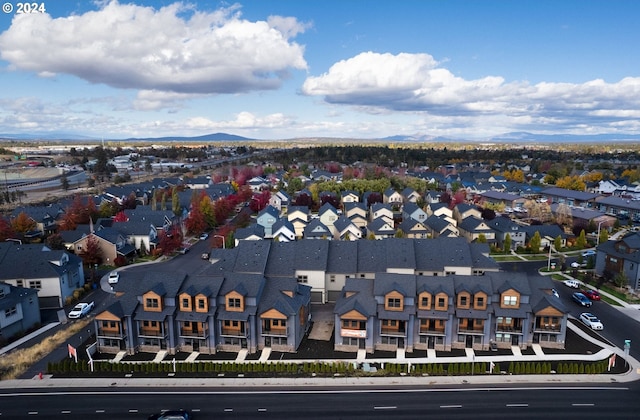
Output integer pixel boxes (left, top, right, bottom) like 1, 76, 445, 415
68, 301, 95, 319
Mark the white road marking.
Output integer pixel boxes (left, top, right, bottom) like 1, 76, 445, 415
258, 408, 267, 412
506, 404, 529, 407
440, 405, 462, 408
61, 410, 71, 414
224, 408, 234, 412
572, 403, 595, 407
374, 406, 397, 410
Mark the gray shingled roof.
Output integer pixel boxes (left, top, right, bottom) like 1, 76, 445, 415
326, 241, 359, 273
257, 277, 311, 317
334, 278, 376, 317
0, 243, 80, 280
232, 241, 271, 273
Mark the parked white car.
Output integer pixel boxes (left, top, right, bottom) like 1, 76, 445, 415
580, 312, 603, 330
68, 301, 95, 319
563, 279, 581, 289
108, 271, 120, 284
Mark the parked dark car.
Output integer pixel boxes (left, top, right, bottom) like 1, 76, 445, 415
572, 292, 592, 307
148, 409, 192, 420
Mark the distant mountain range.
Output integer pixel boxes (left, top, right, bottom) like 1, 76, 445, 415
2, 131, 640, 143
383, 132, 640, 143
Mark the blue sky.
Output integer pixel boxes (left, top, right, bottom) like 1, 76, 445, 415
0, 0, 639, 140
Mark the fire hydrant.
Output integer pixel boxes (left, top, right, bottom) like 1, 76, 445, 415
38, 372, 43, 380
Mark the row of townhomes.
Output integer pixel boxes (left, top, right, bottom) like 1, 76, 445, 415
94, 238, 567, 356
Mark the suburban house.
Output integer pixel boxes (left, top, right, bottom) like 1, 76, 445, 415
595, 231, 640, 290
458, 216, 496, 243
453, 203, 482, 224
303, 219, 332, 239
398, 218, 429, 239
272, 218, 296, 243
486, 216, 527, 250
73, 226, 136, 266
401, 187, 421, 203
256, 206, 280, 238
269, 190, 290, 213
333, 215, 362, 241
479, 190, 526, 209
369, 203, 394, 225
318, 203, 340, 236
424, 214, 459, 238
367, 218, 395, 240
287, 206, 310, 238
341, 190, 360, 204
10, 204, 64, 238
0, 243, 85, 308
233, 224, 265, 246
541, 187, 600, 208
402, 202, 428, 223
333, 271, 567, 354
596, 196, 640, 223
383, 188, 403, 206
0, 282, 41, 342
344, 202, 368, 229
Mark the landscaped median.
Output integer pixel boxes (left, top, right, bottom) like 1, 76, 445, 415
45, 356, 627, 379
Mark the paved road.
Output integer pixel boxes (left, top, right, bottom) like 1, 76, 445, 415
0, 384, 638, 419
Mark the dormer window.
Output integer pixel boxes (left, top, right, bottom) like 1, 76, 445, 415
228, 298, 241, 308
503, 295, 518, 306
474, 292, 487, 310
457, 292, 470, 309
387, 298, 401, 308
419, 292, 431, 310
146, 298, 159, 308
180, 296, 191, 311
435, 293, 448, 310
385, 292, 404, 311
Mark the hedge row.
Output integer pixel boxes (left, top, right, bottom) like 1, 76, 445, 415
47, 358, 613, 377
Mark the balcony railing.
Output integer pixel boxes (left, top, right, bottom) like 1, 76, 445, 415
262, 327, 288, 336
221, 327, 248, 337
96, 329, 126, 339
380, 327, 406, 336
535, 324, 561, 332
458, 326, 484, 334
419, 326, 445, 335
138, 328, 166, 338
179, 329, 208, 338
496, 325, 522, 333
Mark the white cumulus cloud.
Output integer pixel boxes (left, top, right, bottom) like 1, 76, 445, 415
302, 51, 640, 134
0, 1, 309, 95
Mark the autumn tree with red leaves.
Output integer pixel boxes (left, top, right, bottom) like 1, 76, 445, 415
0, 217, 16, 241
249, 190, 271, 213
185, 204, 208, 234
113, 211, 128, 223
81, 235, 102, 267
158, 225, 183, 255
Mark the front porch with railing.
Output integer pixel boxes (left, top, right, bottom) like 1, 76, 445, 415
137, 321, 168, 352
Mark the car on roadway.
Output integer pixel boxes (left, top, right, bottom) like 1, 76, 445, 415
580, 312, 604, 330
68, 301, 95, 319
148, 409, 192, 420
199, 233, 209, 240
570, 261, 581, 268
177, 247, 190, 254
582, 250, 596, 258
563, 279, 580, 289
582, 289, 601, 301
108, 271, 119, 284
551, 288, 559, 298
572, 292, 592, 307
